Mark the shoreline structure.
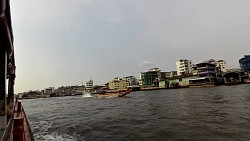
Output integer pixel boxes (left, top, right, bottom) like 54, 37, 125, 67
18, 57, 250, 99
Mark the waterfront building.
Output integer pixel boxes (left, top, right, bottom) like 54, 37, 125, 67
192, 65, 198, 75
123, 76, 138, 86
86, 79, 93, 91
71, 85, 85, 94
196, 62, 217, 78
44, 87, 54, 94
216, 60, 228, 72
159, 80, 169, 88
165, 71, 178, 78
167, 74, 197, 88
159, 72, 168, 81
140, 68, 161, 87
239, 55, 250, 71
57, 86, 68, 93
109, 78, 120, 90
223, 72, 242, 85
138, 80, 143, 86
159, 71, 178, 81
109, 77, 129, 90
189, 61, 217, 86
176, 59, 193, 76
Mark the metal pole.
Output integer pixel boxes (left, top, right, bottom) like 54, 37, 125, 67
7, 73, 14, 109
0, 50, 7, 130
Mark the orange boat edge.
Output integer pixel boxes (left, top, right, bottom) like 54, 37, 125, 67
7, 98, 35, 141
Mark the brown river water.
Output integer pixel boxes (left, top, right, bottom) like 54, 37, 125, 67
21, 84, 250, 141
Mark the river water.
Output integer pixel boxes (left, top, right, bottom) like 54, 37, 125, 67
21, 84, 250, 141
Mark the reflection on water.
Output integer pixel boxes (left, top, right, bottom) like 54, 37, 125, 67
22, 84, 250, 141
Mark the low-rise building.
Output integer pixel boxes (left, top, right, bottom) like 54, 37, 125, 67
166, 71, 178, 78
168, 74, 197, 88
109, 77, 129, 90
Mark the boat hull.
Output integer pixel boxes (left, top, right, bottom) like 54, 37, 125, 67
96, 89, 132, 98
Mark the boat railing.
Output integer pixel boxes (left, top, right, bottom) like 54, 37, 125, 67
1, 0, 15, 138
0, 0, 35, 140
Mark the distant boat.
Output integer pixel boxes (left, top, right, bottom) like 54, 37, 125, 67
96, 89, 132, 98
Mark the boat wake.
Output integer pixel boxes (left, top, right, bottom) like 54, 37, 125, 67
31, 120, 76, 141
82, 92, 94, 98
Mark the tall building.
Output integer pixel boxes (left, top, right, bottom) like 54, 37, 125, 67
140, 68, 161, 86
239, 55, 250, 71
86, 79, 93, 91
176, 59, 192, 75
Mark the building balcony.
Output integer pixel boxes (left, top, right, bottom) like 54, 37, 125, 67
198, 71, 216, 74
197, 66, 216, 70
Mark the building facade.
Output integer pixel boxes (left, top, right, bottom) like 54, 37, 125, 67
44, 87, 54, 94
176, 59, 193, 76
196, 62, 217, 78
239, 55, 250, 71
109, 77, 129, 90
216, 60, 228, 72
86, 79, 93, 91
140, 68, 161, 86
123, 76, 137, 86
166, 71, 178, 78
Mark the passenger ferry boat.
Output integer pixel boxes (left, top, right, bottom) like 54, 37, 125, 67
0, 0, 34, 140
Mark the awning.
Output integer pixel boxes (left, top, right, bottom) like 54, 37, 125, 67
189, 77, 208, 81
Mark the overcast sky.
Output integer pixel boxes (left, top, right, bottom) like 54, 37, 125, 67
11, 0, 250, 93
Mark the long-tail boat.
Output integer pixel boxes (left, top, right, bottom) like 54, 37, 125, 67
96, 89, 132, 98
0, 0, 34, 140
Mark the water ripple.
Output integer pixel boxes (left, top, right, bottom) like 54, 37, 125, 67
21, 84, 250, 141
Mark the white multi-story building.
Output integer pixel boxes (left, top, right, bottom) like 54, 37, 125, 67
86, 79, 93, 91
44, 87, 54, 94
123, 76, 137, 86
176, 59, 193, 76
216, 60, 228, 72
